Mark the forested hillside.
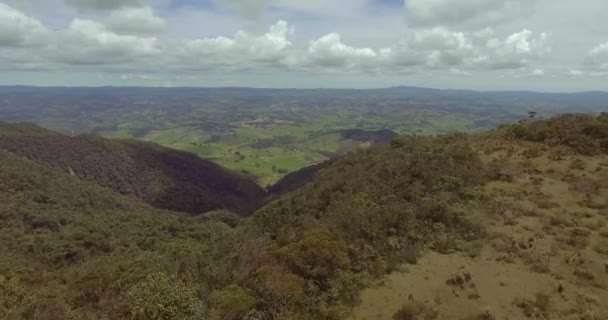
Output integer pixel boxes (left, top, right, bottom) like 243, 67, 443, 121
0, 149, 236, 319
0, 122, 265, 215
266, 159, 334, 196
1, 114, 608, 319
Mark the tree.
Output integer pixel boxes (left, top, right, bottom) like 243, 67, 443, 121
211, 285, 257, 320
126, 272, 201, 320
281, 231, 349, 286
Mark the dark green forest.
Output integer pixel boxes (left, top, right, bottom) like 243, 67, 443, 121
0, 123, 265, 216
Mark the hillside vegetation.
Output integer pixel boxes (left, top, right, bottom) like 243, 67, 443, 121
0, 149, 236, 320
0, 122, 265, 215
1, 114, 608, 320
266, 159, 334, 196
508, 113, 608, 155
354, 114, 608, 319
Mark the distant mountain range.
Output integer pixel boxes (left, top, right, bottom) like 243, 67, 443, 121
2, 85, 606, 110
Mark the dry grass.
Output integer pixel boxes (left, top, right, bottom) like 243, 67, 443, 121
573, 268, 595, 282
570, 159, 586, 171
392, 301, 439, 320
513, 293, 551, 318
546, 214, 572, 227
592, 239, 608, 255
460, 310, 497, 320
558, 228, 591, 249
534, 199, 560, 210
521, 253, 551, 274
580, 200, 608, 210
352, 138, 608, 320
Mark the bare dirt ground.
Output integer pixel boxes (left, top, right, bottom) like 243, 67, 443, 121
351, 139, 608, 320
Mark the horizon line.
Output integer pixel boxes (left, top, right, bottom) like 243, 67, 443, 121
1, 85, 607, 95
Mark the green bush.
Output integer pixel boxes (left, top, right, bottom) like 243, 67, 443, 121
509, 114, 608, 155
0, 276, 27, 319
126, 272, 201, 320
211, 285, 257, 320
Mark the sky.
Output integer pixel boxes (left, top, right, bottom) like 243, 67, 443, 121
0, 0, 607, 91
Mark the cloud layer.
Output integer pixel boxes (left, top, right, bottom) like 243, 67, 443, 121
0, 2, 553, 74
0, 3, 47, 47
106, 7, 166, 35
585, 42, 608, 71
0, 0, 606, 89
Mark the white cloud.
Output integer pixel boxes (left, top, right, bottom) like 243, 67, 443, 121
50, 19, 160, 65
387, 28, 549, 70
64, 0, 143, 10
585, 41, 608, 70
566, 69, 583, 76
487, 29, 549, 69
305, 33, 387, 69
405, 0, 537, 29
105, 6, 166, 36
0, 3, 47, 47
531, 69, 544, 76
174, 20, 294, 70
281, 26, 548, 73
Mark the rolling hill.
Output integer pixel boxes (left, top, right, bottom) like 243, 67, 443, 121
1, 114, 608, 320
0, 122, 265, 215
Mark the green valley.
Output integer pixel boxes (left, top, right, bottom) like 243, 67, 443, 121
4, 87, 603, 185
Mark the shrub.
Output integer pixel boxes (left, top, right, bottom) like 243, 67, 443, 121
280, 231, 349, 285
509, 114, 608, 155
0, 276, 28, 319
514, 293, 551, 318
211, 285, 257, 320
126, 272, 201, 320
393, 301, 439, 320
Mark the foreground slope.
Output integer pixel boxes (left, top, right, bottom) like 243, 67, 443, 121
353, 114, 608, 320
2, 114, 607, 320
0, 122, 265, 215
1, 124, 490, 320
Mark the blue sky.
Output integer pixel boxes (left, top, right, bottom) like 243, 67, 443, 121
0, 0, 607, 91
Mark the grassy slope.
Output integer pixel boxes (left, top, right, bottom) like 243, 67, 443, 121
352, 115, 608, 320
